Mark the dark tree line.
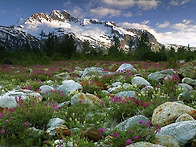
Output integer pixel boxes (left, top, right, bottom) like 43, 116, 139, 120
0, 32, 195, 65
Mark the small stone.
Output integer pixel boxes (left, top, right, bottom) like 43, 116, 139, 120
81, 126, 103, 141
47, 118, 65, 128
55, 125, 71, 138
71, 93, 101, 105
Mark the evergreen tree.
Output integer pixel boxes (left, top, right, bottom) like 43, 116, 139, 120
59, 34, 76, 59
135, 32, 152, 61
43, 32, 59, 57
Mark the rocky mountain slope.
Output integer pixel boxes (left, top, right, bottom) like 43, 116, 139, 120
0, 10, 160, 51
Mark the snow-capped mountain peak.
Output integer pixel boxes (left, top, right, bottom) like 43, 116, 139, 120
0, 10, 160, 50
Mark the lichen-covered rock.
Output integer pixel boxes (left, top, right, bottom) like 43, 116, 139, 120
153, 135, 180, 147
148, 69, 176, 83
71, 93, 101, 105
114, 115, 149, 131
152, 102, 196, 127
131, 76, 151, 87
156, 121, 196, 146
126, 141, 164, 147
179, 62, 196, 79
175, 113, 195, 122
116, 63, 137, 73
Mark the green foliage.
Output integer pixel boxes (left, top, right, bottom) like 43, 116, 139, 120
108, 122, 157, 147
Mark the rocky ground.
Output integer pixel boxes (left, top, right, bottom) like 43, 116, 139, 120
0, 61, 195, 146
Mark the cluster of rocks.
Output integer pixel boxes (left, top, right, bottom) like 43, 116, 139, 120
0, 62, 195, 146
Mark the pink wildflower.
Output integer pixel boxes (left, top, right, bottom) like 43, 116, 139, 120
79, 100, 83, 103
24, 122, 28, 126
98, 128, 105, 133
146, 121, 151, 128
4, 119, 9, 123
0, 113, 4, 118
100, 101, 104, 107
133, 136, 138, 140
156, 126, 161, 132
139, 120, 143, 124
125, 139, 132, 145
113, 132, 118, 138
129, 129, 133, 134
1, 129, 5, 134
138, 99, 141, 106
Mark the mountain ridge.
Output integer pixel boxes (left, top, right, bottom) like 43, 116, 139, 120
0, 10, 194, 51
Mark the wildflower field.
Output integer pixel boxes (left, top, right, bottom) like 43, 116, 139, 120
0, 60, 195, 147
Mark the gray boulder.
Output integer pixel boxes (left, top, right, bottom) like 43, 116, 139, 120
82, 67, 104, 77
47, 118, 65, 136
177, 83, 193, 92
114, 115, 149, 131
131, 76, 151, 87
148, 69, 176, 83
40, 85, 54, 94
179, 62, 196, 79
115, 91, 137, 99
57, 80, 82, 95
156, 121, 196, 146
182, 77, 196, 86
116, 63, 137, 73
0, 89, 41, 108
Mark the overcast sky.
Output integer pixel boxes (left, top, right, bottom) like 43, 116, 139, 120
0, 0, 196, 46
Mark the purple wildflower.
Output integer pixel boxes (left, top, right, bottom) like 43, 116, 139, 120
4, 119, 9, 123
139, 120, 143, 124
125, 139, 132, 145
133, 136, 138, 140
113, 132, 118, 138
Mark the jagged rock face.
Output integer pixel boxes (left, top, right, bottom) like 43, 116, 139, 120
30, 12, 52, 22
0, 26, 39, 50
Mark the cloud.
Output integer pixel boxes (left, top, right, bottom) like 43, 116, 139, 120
123, 11, 133, 17
119, 20, 196, 47
0, 9, 7, 15
169, 0, 191, 6
101, 0, 160, 10
157, 21, 170, 28
63, 0, 71, 7
90, 7, 121, 17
